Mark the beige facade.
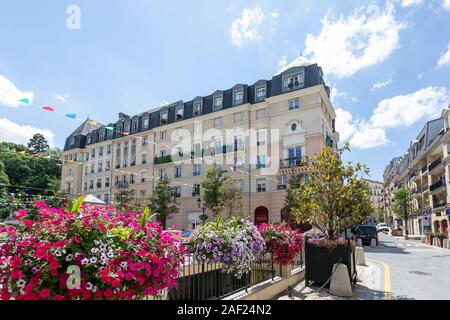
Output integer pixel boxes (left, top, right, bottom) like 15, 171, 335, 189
61, 66, 338, 230
383, 107, 450, 237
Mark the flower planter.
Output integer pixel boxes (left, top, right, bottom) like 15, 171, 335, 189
304, 240, 356, 286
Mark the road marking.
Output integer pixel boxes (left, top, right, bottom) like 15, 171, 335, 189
367, 258, 392, 300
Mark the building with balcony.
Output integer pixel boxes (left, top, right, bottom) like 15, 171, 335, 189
61, 59, 339, 230
383, 108, 450, 237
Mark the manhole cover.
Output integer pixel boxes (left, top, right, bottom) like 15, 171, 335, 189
409, 271, 432, 276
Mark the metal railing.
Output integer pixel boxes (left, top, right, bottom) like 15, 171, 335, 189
430, 179, 444, 192
428, 157, 442, 172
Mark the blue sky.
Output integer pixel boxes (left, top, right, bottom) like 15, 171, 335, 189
1, 0, 450, 181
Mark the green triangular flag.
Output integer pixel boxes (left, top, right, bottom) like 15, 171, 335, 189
19, 98, 30, 104
105, 126, 114, 131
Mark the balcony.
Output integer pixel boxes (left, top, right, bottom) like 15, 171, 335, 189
154, 155, 172, 165
428, 157, 444, 174
116, 181, 129, 189
421, 164, 428, 174
432, 200, 445, 209
430, 178, 446, 194
422, 184, 429, 193
280, 157, 308, 169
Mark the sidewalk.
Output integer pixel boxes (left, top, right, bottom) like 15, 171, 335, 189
277, 260, 387, 300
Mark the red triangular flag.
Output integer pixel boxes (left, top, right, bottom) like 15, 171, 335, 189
43, 106, 54, 112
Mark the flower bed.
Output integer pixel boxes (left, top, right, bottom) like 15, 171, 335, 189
307, 237, 354, 251
258, 223, 303, 265
0, 200, 184, 300
188, 218, 265, 278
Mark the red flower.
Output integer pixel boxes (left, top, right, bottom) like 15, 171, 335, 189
112, 279, 121, 288
103, 289, 113, 299
52, 295, 64, 300
39, 288, 51, 299
23, 220, 33, 227
10, 256, 22, 268
11, 269, 23, 280
72, 236, 80, 243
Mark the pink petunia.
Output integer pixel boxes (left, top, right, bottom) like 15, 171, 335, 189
23, 220, 33, 227
39, 288, 51, 299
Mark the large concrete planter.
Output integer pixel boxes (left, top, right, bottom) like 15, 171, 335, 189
304, 241, 357, 286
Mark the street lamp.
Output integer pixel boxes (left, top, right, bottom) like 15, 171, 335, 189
197, 197, 208, 226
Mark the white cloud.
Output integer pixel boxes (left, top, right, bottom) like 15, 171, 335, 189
397, 0, 424, 7
0, 118, 55, 146
369, 86, 448, 128
444, 0, 450, 10
277, 56, 288, 71
271, 10, 280, 19
54, 93, 69, 103
371, 77, 393, 91
437, 42, 450, 67
304, 3, 405, 78
330, 87, 347, 104
230, 8, 265, 47
350, 126, 390, 149
0, 75, 34, 108
336, 87, 448, 149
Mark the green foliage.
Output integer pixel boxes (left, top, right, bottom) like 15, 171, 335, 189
0, 161, 8, 192
392, 186, 413, 236
290, 143, 374, 240
219, 176, 245, 219
201, 167, 226, 217
114, 189, 141, 212
27, 133, 49, 154
146, 179, 179, 229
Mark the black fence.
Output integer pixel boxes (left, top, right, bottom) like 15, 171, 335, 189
160, 248, 305, 300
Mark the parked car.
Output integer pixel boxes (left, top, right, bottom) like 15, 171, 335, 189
351, 225, 379, 246
376, 223, 389, 233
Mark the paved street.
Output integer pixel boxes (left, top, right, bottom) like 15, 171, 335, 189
364, 233, 450, 300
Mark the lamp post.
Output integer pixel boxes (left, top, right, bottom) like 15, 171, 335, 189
197, 197, 208, 226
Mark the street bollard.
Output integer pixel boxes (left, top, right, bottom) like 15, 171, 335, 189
444, 239, 449, 249
432, 238, 438, 247
355, 247, 367, 266
329, 263, 353, 297
370, 238, 377, 248
356, 238, 363, 247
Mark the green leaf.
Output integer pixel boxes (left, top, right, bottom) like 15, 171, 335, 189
139, 207, 150, 227
70, 195, 85, 213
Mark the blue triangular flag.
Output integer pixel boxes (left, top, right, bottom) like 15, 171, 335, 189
65, 114, 77, 119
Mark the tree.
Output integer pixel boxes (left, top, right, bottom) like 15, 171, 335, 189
114, 190, 141, 212
27, 133, 49, 154
0, 161, 9, 192
146, 179, 179, 229
290, 144, 373, 240
219, 176, 244, 219
201, 167, 226, 218
392, 186, 413, 239
0, 153, 31, 186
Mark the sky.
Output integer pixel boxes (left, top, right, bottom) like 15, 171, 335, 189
1, 0, 450, 181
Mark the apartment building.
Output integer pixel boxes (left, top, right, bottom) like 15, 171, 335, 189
61, 60, 339, 230
383, 108, 450, 237
364, 179, 384, 214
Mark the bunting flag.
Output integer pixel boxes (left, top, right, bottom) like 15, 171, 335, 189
105, 126, 114, 131
43, 106, 54, 112
122, 132, 130, 136
19, 98, 30, 104
65, 114, 77, 119
135, 136, 143, 140
88, 120, 97, 125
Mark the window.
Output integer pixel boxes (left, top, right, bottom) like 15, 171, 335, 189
256, 86, 266, 101
193, 103, 202, 116
132, 121, 138, 132
289, 99, 299, 110
85, 152, 89, 161
84, 167, 88, 176
142, 117, 149, 129
214, 117, 222, 128
124, 122, 130, 133
90, 164, 94, 174
192, 184, 200, 197
106, 160, 111, 171
234, 91, 243, 105
175, 186, 181, 198
107, 145, 112, 155
175, 127, 183, 136
234, 112, 242, 123
69, 137, 75, 147
193, 143, 201, 156
91, 149, 95, 158
140, 170, 147, 183
291, 123, 297, 131
234, 135, 243, 151
89, 180, 94, 190
105, 177, 110, 188
96, 178, 102, 189
176, 106, 184, 121
160, 131, 167, 140
160, 111, 168, 125
257, 179, 266, 192
142, 136, 148, 147
159, 168, 166, 180
256, 109, 265, 120
160, 149, 167, 158
141, 153, 148, 164
277, 176, 287, 189
283, 73, 304, 91
175, 166, 182, 178
99, 147, 103, 156
84, 182, 87, 192
104, 194, 109, 203
194, 122, 202, 133
97, 162, 103, 172
193, 164, 201, 176
287, 146, 302, 166
257, 155, 266, 169
257, 130, 266, 146
213, 96, 223, 111
68, 168, 72, 176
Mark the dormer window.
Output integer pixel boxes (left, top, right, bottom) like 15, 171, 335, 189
213, 97, 223, 111
176, 106, 184, 121
283, 73, 304, 91
87, 136, 91, 144
160, 111, 168, 125
193, 103, 202, 116
256, 86, 266, 101
124, 122, 130, 132
142, 117, 149, 129
69, 137, 75, 147
233, 91, 243, 105
132, 121, 138, 132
